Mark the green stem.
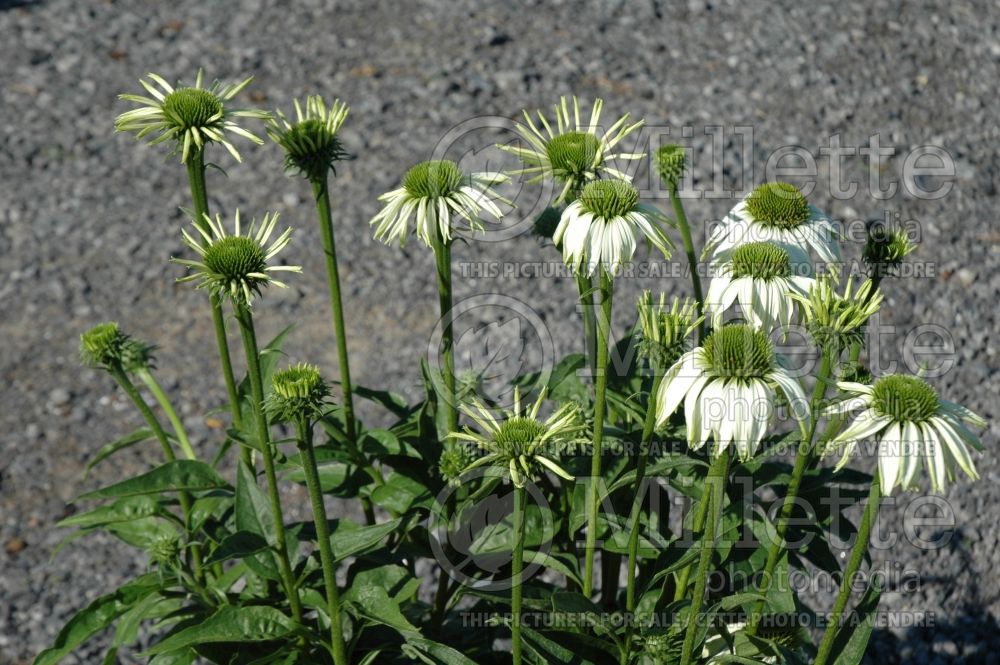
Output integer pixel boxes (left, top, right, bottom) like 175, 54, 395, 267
748, 351, 833, 632
576, 273, 598, 373
625, 377, 665, 601
109, 366, 203, 581
814, 475, 882, 665
679, 452, 730, 665
669, 184, 705, 341
136, 368, 197, 460
234, 302, 303, 623
672, 483, 712, 602
583, 269, 614, 598
184, 149, 247, 467
295, 416, 348, 665
623, 371, 665, 660
818, 338, 866, 451
511, 484, 526, 665
311, 176, 377, 525
431, 230, 458, 435
310, 176, 357, 443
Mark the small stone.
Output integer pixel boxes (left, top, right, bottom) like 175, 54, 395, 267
4, 538, 26, 555
205, 417, 225, 429
955, 268, 977, 286
49, 388, 71, 406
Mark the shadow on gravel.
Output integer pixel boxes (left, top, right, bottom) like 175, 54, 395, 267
0, 0, 39, 9
868, 528, 1000, 663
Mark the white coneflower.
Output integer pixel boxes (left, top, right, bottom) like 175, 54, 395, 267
826, 375, 986, 494
369, 160, 509, 248
553, 180, 672, 277
450, 388, 585, 488
115, 70, 270, 163
173, 210, 301, 305
267, 95, 350, 180
499, 96, 644, 202
704, 182, 840, 265
655, 324, 808, 460
705, 241, 814, 333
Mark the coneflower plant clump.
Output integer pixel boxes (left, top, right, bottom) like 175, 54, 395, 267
39, 70, 986, 665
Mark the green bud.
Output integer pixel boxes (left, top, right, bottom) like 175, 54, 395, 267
266, 363, 329, 422
654, 144, 686, 188
80, 322, 127, 369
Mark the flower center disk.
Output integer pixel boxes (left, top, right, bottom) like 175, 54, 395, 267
730, 242, 792, 280
402, 160, 464, 198
493, 416, 548, 456
546, 131, 601, 178
703, 324, 774, 379
579, 180, 639, 219
162, 88, 223, 130
203, 236, 267, 280
871, 375, 938, 422
745, 182, 810, 230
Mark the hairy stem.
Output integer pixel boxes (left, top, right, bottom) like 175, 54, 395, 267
511, 484, 526, 665
310, 176, 377, 525
669, 184, 704, 341
679, 452, 730, 665
814, 475, 882, 665
310, 176, 357, 444
625, 373, 665, 599
622, 371, 665, 661
184, 149, 247, 467
295, 416, 348, 665
136, 368, 196, 461
583, 269, 614, 598
234, 302, 303, 623
576, 273, 598, 373
109, 365, 203, 581
431, 230, 458, 435
748, 351, 832, 632
672, 484, 712, 602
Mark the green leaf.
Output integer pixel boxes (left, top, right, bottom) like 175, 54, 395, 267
142, 606, 296, 655
829, 582, 882, 665
33, 575, 159, 665
329, 518, 402, 562
282, 455, 355, 494
524, 551, 582, 588
107, 517, 179, 549
360, 428, 423, 459
371, 472, 433, 514
235, 461, 280, 580
345, 565, 420, 605
402, 635, 479, 665
114, 594, 180, 648
77, 461, 228, 500
147, 650, 195, 665
57, 496, 164, 529
347, 584, 417, 632
354, 385, 410, 417
517, 353, 589, 405
521, 625, 590, 664
259, 325, 295, 388
84, 428, 153, 478
604, 453, 704, 496
205, 531, 270, 565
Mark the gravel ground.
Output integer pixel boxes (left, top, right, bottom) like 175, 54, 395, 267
2, 0, 999, 663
